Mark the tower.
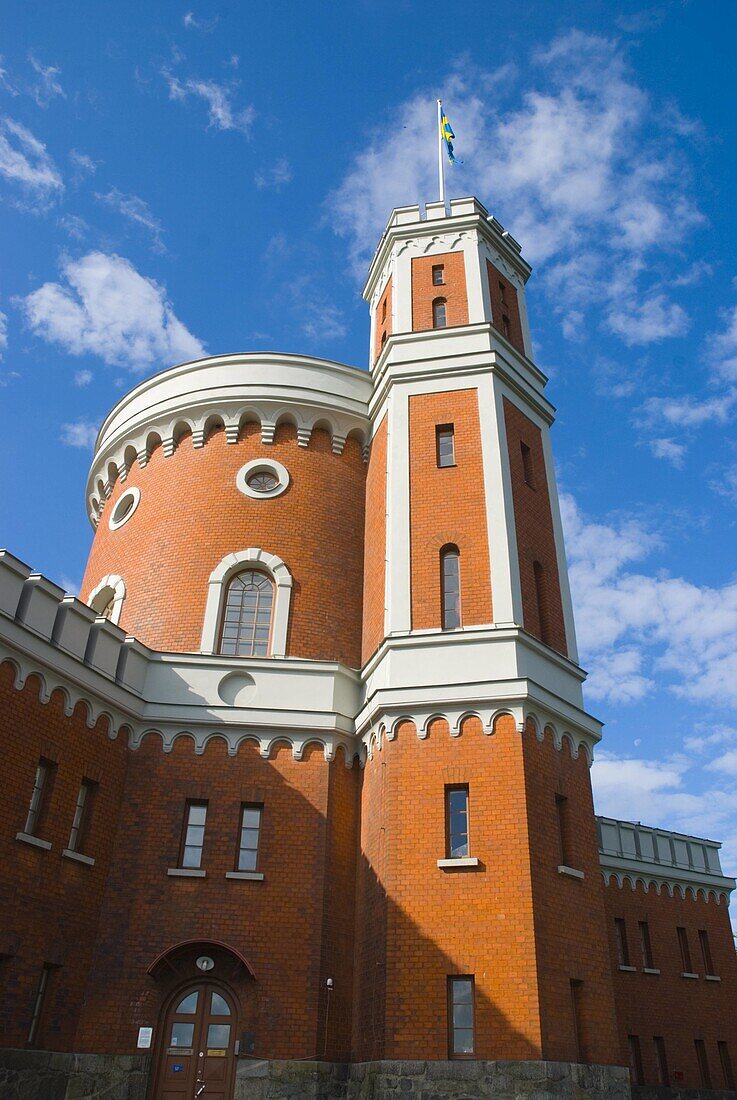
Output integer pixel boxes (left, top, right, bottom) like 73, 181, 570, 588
354, 197, 621, 1064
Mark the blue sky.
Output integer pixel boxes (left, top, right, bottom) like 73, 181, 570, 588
3, 1, 737, 880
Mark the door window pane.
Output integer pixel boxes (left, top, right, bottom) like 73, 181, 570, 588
206, 1023, 231, 1049
210, 992, 231, 1016
175, 991, 199, 1014
170, 1022, 194, 1048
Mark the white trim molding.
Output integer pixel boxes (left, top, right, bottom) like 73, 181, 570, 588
200, 548, 293, 659
236, 458, 290, 500
87, 574, 126, 626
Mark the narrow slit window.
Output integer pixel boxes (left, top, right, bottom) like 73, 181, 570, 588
654, 1037, 669, 1086
218, 569, 274, 657
698, 929, 715, 976
533, 560, 551, 646
381, 331, 387, 350
628, 1035, 644, 1085
499, 280, 507, 304
555, 794, 571, 866
381, 298, 387, 321
570, 980, 585, 1062
718, 1042, 735, 1090
24, 758, 55, 837
695, 1039, 712, 1089
67, 779, 97, 854
448, 976, 474, 1057
27, 964, 53, 1047
432, 264, 445, 286
615, 918, 631, 967
237, 805, 262, 872
677, 926, 693, 972
639, 921, 655, 969
502, 314, 511, 339
520, 440, 535, 487
440, 546, 461, 630
432, 297, 447, 329
445, 786, 469, 859
436, 424, 455, 468
180, 801, 208, 869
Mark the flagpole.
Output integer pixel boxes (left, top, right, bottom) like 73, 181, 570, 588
437, 98, 445, 205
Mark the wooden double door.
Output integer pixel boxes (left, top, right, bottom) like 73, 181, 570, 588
154, 982, 237, 1100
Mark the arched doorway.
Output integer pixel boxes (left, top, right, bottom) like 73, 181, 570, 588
152, 980, 237, 1100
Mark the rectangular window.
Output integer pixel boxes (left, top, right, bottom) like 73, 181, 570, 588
432, 264, 445, 286
27, 964, 53, 1046
441, 547, 461, 630
445, 786, 469, 859
695, 1039, 712, 1089
67, 779, 97, 853
654, 1037, 669, 1086
237, 805, 262, 872
520, 440, 535, 487
180, 801, 208, 869
448, 976, 474, 1057
698, 929, 715, 975
628, 1035, 644, 1085
639, 921, 654, 969
719, 1041, 735, 1090
24, 758, 55, 837
615, 918, 631, 967
570, 979, 585, 1062
436, 424, 455, 468
677, 926, 693, 973
555, 794, 571, 866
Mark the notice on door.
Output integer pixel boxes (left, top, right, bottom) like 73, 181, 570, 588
137, 1026, 153, 1049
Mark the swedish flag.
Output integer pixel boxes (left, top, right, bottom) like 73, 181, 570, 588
440, 107, 458, 164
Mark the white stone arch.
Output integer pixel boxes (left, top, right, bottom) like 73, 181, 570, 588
200, 548, 293, 659
87, 574, 126, 625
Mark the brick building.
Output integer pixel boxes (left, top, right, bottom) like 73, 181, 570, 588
0, 197, 735, 1100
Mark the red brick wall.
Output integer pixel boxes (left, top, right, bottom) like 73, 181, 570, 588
374, 278, 392, 363
503, 398, 567, 656
82, 424, 366, 668
75, 735, 359, 1060
487, 260, 525, 355
412, 252, 468, 332
361, 415, 387, 664
353, 715, 544, 1060
0, 661, 128, 1051
409, 390, 492, 630
602, 878, 737, 1088
523, 726, 620, 1064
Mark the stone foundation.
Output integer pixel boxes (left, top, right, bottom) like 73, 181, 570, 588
0, 1050, 150, 1100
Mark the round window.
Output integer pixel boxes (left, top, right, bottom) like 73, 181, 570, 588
108, 487, 141, 530
236, 459, 289, 500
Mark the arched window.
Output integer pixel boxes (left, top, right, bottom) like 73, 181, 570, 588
440, 545, 461, 630
218, 569, 274, 657
87, 574, 126, 626
432, 297, 448, 329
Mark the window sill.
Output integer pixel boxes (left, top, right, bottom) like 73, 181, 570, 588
681, 972, 699, 979
705, 974, 721, 982
437, 857, 480, 870
16, 832, 51, 851
167, 868, 206, 878
557, 865, 585, 880
225, 871, 264, 881
618, 965, 637, 973
643, 968, 661, 975
62, 848, 95, 866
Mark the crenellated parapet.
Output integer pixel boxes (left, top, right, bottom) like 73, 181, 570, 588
85, 352, 373, 524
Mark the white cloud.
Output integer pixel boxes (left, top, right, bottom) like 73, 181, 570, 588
710, 303, 737, 383
711, 463, 737, 506
60, 419, 98, 448
0, 310, 7, 357
647, 437, 686, 467
58, 213, 89, 240
562, 493, 737, 708
637, 391, 736, 429
28, 54, 65, 107
69, 149, 97, 176
0, 57, 19, 96
164, 72, 254, 134
183, 11, 219, 31
254, 157, 292, 191
95, 187, 166, 253
329, 32, 699, 350
0, 116, 63, 205
20, 251, 205, 370
74, 368, 92, 386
